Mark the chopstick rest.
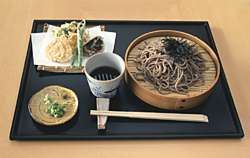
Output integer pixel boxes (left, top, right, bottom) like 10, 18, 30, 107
96, 98, 110, 129
90, 110, 209, 123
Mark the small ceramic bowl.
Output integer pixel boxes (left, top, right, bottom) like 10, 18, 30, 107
85, 53, 125, 98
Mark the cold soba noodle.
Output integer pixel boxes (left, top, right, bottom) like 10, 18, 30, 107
134, 36, 206, 94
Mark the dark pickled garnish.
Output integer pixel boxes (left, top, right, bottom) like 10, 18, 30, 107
63, 94, 69, 100
83, 36, 104, 56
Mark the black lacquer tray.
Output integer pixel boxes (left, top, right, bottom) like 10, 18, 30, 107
10, 20, 244, 140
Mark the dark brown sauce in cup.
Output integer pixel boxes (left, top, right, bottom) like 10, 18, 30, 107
90, 66, 120, 81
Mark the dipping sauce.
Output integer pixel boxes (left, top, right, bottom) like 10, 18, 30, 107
90, 66, 120, 81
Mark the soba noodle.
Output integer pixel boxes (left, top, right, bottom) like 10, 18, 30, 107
134, 37, 206, 94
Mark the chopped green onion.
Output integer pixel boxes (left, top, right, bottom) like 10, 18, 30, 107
44, 94, 66, 118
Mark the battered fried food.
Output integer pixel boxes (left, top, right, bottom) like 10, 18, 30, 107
45, 33, 77, 63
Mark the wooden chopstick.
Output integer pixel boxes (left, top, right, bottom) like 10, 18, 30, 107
90, 110, 209, 123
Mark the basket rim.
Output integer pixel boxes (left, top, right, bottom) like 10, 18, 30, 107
124, 30, 221, 100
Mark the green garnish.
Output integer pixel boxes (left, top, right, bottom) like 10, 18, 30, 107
44, 94, 66, 118
53, 21, 78, 38
71, 20, 86, 67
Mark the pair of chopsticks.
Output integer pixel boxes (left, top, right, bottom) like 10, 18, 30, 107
91, 110, 209, 123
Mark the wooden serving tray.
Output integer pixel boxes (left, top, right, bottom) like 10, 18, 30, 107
9, 20, 244, 140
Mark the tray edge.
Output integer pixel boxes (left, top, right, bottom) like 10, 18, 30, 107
203, 22, 244, 138
9, 20, 38, 140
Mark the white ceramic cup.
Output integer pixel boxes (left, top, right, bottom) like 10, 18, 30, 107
85, 53, 125, 98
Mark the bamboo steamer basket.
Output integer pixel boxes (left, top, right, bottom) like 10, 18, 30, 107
125, 30, 220, 110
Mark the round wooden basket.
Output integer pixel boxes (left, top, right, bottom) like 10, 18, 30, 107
125, 30, 220, 110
